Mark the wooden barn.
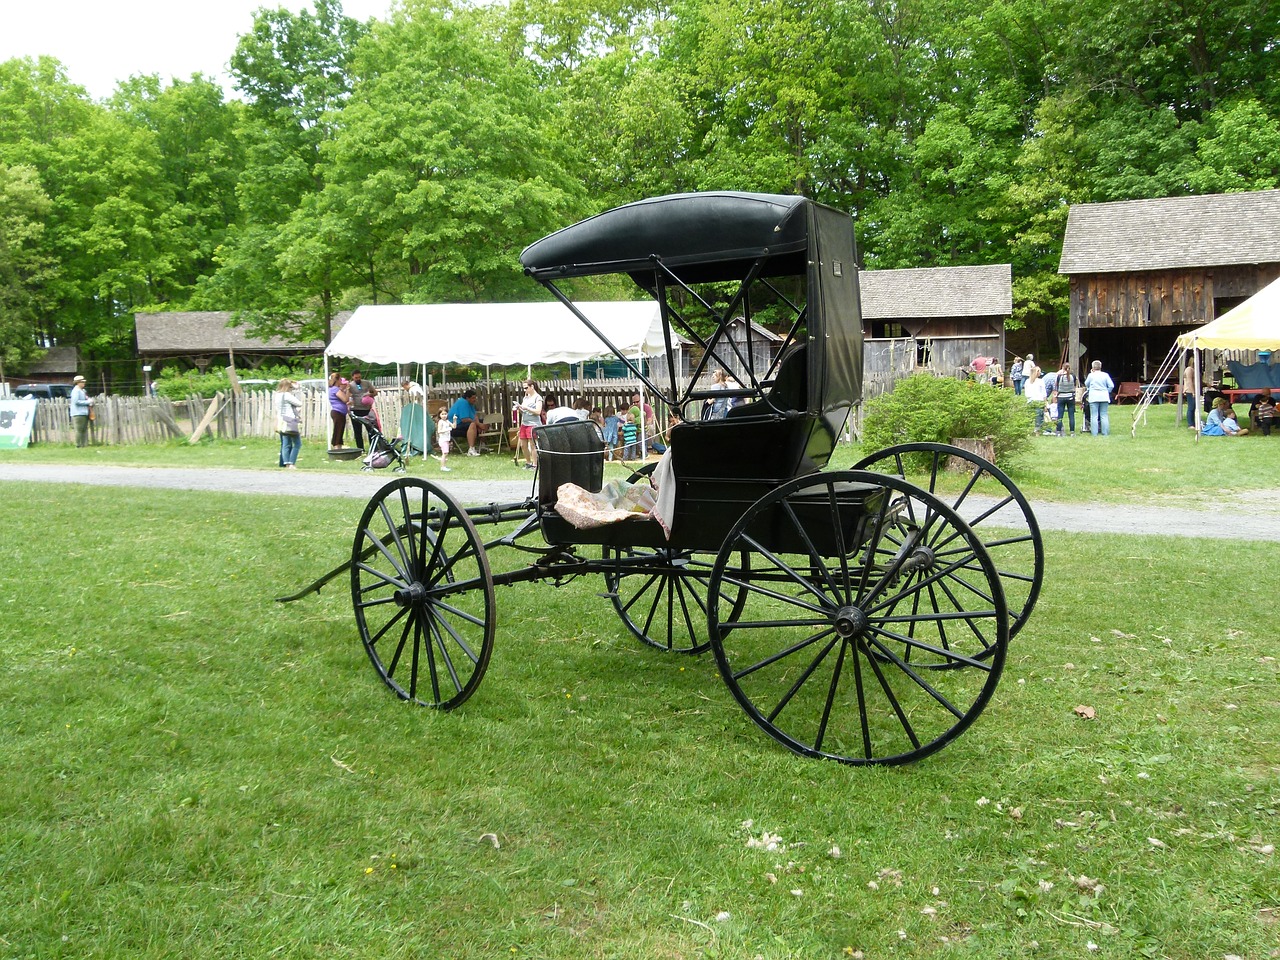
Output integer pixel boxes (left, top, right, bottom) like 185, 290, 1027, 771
8, 345, 79, 386
135, 311, 353, 377
1059, 189, 1280, 383
859, 265, 1012, 397
698, 316, 785, 383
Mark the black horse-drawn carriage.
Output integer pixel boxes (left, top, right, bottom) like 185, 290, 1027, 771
288, 192, 1043, 765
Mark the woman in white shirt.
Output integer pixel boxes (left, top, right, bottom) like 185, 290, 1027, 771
1024, 365, 1048, 434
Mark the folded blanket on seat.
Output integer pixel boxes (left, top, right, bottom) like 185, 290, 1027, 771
554, 480, 656, 529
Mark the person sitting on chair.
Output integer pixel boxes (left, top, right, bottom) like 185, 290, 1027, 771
447, 388, 483, 456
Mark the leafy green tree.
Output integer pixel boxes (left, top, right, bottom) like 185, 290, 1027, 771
107, 75, 244, 303
193, 0, 369, 343
0, 57, 176, 371
1189, 97, 1280, 193
312, 0, 585, 304
0, 163, 58, 371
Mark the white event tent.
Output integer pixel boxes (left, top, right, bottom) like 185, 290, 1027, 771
323, 300, 666, 458
325, 300, 665, 367
1132, 275, 1280, 436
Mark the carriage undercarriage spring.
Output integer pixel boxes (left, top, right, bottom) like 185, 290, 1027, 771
284, 192, 1043, 766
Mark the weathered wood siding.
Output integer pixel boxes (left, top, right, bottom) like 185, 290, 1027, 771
1069, 264, 1280, 330
863, 334, 1004, 393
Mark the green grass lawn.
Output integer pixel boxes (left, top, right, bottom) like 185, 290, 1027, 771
1, 474, 1276, 959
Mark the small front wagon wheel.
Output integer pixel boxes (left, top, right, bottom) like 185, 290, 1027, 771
707, 471, 1008, 766
352, 477, 495, 709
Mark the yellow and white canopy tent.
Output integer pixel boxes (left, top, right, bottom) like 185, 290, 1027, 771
1131, 275, 1280, 436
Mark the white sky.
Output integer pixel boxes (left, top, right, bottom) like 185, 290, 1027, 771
0, 0, 395, 101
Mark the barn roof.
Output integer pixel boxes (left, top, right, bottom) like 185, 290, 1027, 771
859, 264, 1012, 320
1059, 189, 1280, 275
22, 345, 79, 376
135, 311, 353, 353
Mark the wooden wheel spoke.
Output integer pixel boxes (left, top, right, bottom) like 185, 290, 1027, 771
732, 627, 835, 682
763, 635, 841, 725
860, 640, 923, 750
720, 570, 830, 617
779, 497, 842, 598
865, 624, 996, 671
736, 533, 834, 608
861, 633, 969, 718
811, 640, 849, 753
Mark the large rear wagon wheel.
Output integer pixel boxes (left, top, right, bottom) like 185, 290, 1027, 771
352, 478, 495, 709
707, 471, 1008, 766
854, 442, 1042, 642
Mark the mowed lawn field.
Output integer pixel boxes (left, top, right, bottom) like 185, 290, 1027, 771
1, 409, 1277, 959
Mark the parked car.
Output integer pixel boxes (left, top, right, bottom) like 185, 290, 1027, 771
13, 383, 73, 399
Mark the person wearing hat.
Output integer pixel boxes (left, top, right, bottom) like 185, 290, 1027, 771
69, 375, 93, 447
446, 387, 484, 456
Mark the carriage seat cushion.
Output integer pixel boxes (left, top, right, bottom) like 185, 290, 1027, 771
724, 343, 808, 420
534, 420, 606, 508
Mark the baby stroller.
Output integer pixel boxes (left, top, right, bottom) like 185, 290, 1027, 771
352, 410, 410, 473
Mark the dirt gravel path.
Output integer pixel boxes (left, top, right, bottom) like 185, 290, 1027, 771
3, 462, 1280, 542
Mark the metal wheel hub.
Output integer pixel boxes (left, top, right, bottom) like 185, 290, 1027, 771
833, 605, 869, 639
904, 544, 936, 573
393, 580, 427, 608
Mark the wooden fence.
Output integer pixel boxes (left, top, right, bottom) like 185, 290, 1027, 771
26, 376, 866, 446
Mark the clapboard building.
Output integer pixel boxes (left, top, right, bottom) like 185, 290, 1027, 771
1059, 189, 1280, 381
860, 264, 1012, 397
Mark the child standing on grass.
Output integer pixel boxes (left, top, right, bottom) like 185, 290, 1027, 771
602, 406, 621, 461
621, 409, 640, 460
436, 406, 456, 472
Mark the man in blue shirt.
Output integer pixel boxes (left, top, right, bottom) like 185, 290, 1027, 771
447, 388, 483, 456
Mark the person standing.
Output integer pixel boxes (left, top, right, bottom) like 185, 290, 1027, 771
515, 379, 543, 469
621, 407, 641, 459
1052, 362, 1077, 435
1024, 365, 1048, 434
69, 374, 93, 447
1084, 360, 1115, 436
436, 405, 455, 471
276, 378, 302, 468
347, 370, 368, 451
327, 372, 350, 449
1181, 361, 1199, 428
1009, 357, 1025, 395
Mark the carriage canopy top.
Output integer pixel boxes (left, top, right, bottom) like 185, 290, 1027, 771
521, 192, 812, 284
520, 191, 864, 418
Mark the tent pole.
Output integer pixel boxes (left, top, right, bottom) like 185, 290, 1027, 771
1193, 344, 1202, 439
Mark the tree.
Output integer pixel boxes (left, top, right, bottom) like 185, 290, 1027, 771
309, 0, 585, 304
107, 75, 245, 303
193, 0, 369, 343
0, 163, 58, 371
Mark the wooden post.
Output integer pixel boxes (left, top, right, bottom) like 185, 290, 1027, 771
189, 391, 223, 443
